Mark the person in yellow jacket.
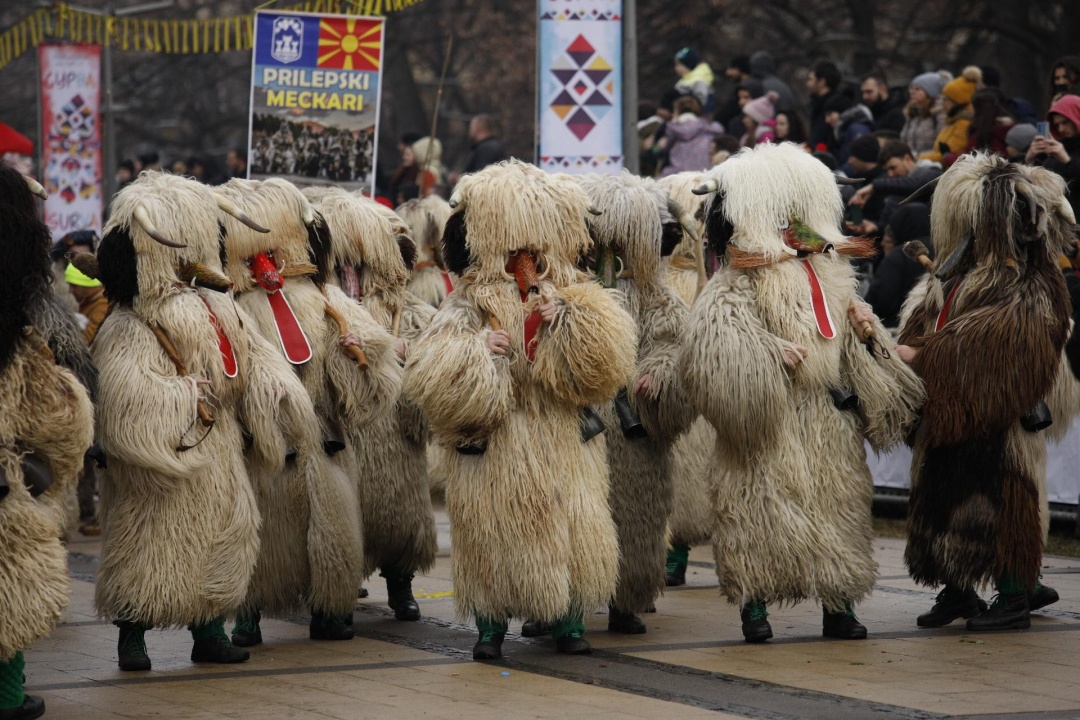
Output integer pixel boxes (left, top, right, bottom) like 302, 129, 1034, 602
920, 66, 981, 164
675, 47, 715, 114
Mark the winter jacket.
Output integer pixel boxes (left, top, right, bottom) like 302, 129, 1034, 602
867, 90, 907, 133
919, 107, 972, 163
961, 117, 1015, 157
865, 202, 933, 327
900, 106, 945, 157
661, 114, 725, 176
833, 105, 874, 163
463, 136, 507, 174
749, 51, 796, 113
808, 90, 839, 149
676, 63, 716, 114
1034, 95, 1080, 219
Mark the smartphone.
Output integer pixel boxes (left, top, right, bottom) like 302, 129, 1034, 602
846, 204, 863, 225
1037, 120, 1050, 137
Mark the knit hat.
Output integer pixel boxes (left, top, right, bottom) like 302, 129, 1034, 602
1004, 123, 1038, 153
910, 72, 945, 99
942, 66, 982, 106
65, 262, 101, 288
743, 91, 779, 124
675, 47, 700, 70
848, 133, 880, 163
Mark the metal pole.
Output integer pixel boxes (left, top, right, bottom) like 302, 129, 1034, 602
103, 9, 116, 210
621, 0, 639, 174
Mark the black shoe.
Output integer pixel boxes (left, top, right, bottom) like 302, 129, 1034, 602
191, 634, 250, 664
520, 619, 551, 638
231, 610, 262, 647
555, 631, 592, 655
472, 630, 505, 660
385, 573, 421, 621
823, 603, 867, 640
0, 696, 45, 720
608, 605, 647, 634
917, 586, 987, 628
344, 612, 354, 628
666, 544, 689, 587
358, 586, 369, 599
740, 601, 772, 643
309, 612, 355, 641
116, 621, 151, 671
1029, 582, 1059, 612
966, 592, 1030, 631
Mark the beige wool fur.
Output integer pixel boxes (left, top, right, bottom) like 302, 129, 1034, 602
575, 172, 696, 614
217, 178, 402, 615
682, 144, 925, 610
406, 161, 637, 623
0, 340, 94, 661
308, 188, 438, 578
398, 196, 457, 308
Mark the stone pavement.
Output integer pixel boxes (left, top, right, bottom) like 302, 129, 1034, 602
30, 507, 1080, 720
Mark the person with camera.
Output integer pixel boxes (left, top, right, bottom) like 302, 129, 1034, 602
1026, 94, 1080, 219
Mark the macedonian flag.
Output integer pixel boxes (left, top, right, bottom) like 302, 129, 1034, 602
317, 17, 382, 71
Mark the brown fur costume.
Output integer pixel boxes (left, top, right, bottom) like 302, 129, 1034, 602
898, 155, 1073, 590
683, 143, 925, 610
405, 160, 637, 623
398, 195, 456, 308
307, 188, 438, 579
0, 167, 94, 661
575, 173, 696, 615
217, 178, 401, 617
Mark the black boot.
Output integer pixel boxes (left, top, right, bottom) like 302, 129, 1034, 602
520, 619, 551, 638
917, 585, 987, 628
231, 610, 262, 647
1029, 581, 1059, 612
358, 586, 369, 599
608, 605, 647, 634
555, 630, 592, 655
0, 696, 45, 720
115, 621, 152, 671
472, 629, 505, 660
740, 601, 772, 643
823, 601, 867, 640
666, 544, 689, 587
966, 592, 1030, 631
384, 572, 421, 621
309, 611, 355, 641
190, 620, 250, 664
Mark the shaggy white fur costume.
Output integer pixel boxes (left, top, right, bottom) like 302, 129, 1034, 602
398, 195, 456, 308
682, 144, 924, 610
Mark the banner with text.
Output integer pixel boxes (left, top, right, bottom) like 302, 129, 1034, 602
537, 0, 622, 175
249, 10, 383, 191
39, 42, 102, 241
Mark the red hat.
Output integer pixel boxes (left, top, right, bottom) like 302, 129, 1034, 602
0, 122, 33, 156
374, 195, 395, 209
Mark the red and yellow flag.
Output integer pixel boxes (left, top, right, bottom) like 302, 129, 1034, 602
317, 17, 381, 70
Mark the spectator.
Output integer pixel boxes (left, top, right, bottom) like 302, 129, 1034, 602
861, 71, 906, 132
715, 55, 751, 130
388, 132, 423, 205
711, 135, 742, 166
980, 65, 1037, 125
850, 140, 943, 229
1005, 123, 1038, 162
921, 66, 981, 164
900, 72, 946, 157
674, 47, 716, 114
774, 110, 808, 146
1048, 56, 1080, 106
461, 114, 507, 175
864, 201, 933, 327
659, 95, 725, 177
117, 159, 136, 189
136, 151, 161, 172
824, 94, 874, 164
846, 134, 883, 178
961, 88, 1016, 157
748, 50, 796, 113
170, 159, 187, 175
642, 89, 681, 174
412, 136, 446, 197
226, 148, 248, 180
1026, 93, 1080, 218
187, 156, 207, 182
740, 91, 778, 148
807, 60, 843, 150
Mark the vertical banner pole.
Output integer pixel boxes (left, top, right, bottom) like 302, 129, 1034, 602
621, 0, 637, 174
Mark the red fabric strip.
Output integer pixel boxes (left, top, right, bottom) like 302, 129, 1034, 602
265, 288, 313, 365
519, 289, 543, 362
441, 271, 455, 295
935, 279, 964, 332
199, 296, 238, 378
801, 260, 836, 339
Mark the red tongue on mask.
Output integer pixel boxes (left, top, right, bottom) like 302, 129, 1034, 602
250, 252, 283, 292
249, 252, 312, 365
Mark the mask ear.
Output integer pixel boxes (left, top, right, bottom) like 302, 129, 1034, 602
398, 234, 417, 271
704, 192, 734, 257
442, 211, 471, 276
660, 220, 683, 257
306, 210, 334, 285
96, 227, 140, 307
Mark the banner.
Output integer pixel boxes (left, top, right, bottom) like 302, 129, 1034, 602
537, 0, 622, 175
39, 43, 102, 241
248, 10, 383, 192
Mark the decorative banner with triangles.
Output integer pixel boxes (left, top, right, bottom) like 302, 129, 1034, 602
537, 0, 622, 175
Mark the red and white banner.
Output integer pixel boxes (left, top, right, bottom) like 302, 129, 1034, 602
39, 43, 102, 241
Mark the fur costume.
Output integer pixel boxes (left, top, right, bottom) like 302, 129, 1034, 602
92, 172, 310, 629
0, 166, 94, 664
898, 155, 1073, 591
306, 188, 438, 580
217, 178, 401, 619
575, 172, 696, 618
405, 160, 637, 626
398, 195, 456, 308
683, 143, 924, 611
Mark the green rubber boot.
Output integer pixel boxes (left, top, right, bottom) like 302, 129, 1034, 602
473, 616, 508, 660
0, 652, 42, 719
666, 543, 690, 587
190, 618, 250, 664
231, 610, 262, 647
553, 613, 591, 655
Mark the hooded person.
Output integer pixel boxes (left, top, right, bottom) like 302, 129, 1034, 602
748, 50, 795, 113
683, 143, 925, 642
897, 155, 1074, 631
306, 187, 438, 622
397, 195, 456, 308
405, 159, 638, 659
90, 171, 316, 671
0, 167, 95, 720
213, 177, 400, 646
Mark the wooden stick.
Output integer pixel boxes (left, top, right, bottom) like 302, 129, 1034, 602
323, 302, 369, 370
390, 306, 402, 337
148, 322, 215, 426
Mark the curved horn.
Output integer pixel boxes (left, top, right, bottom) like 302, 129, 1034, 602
691, 179, 720, 196
834, 175, 865, 186
668, 197, 705, 295
1014, 182, 1039, 229
216, 196, 270, 233
132, 205, 186, 248
899, 175, 941, 206
302, 203, 316, 226
22, 175, 48, 200
1058, 196, 1077, 226
448, 190, 463, 209
587, 204, 603, 216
